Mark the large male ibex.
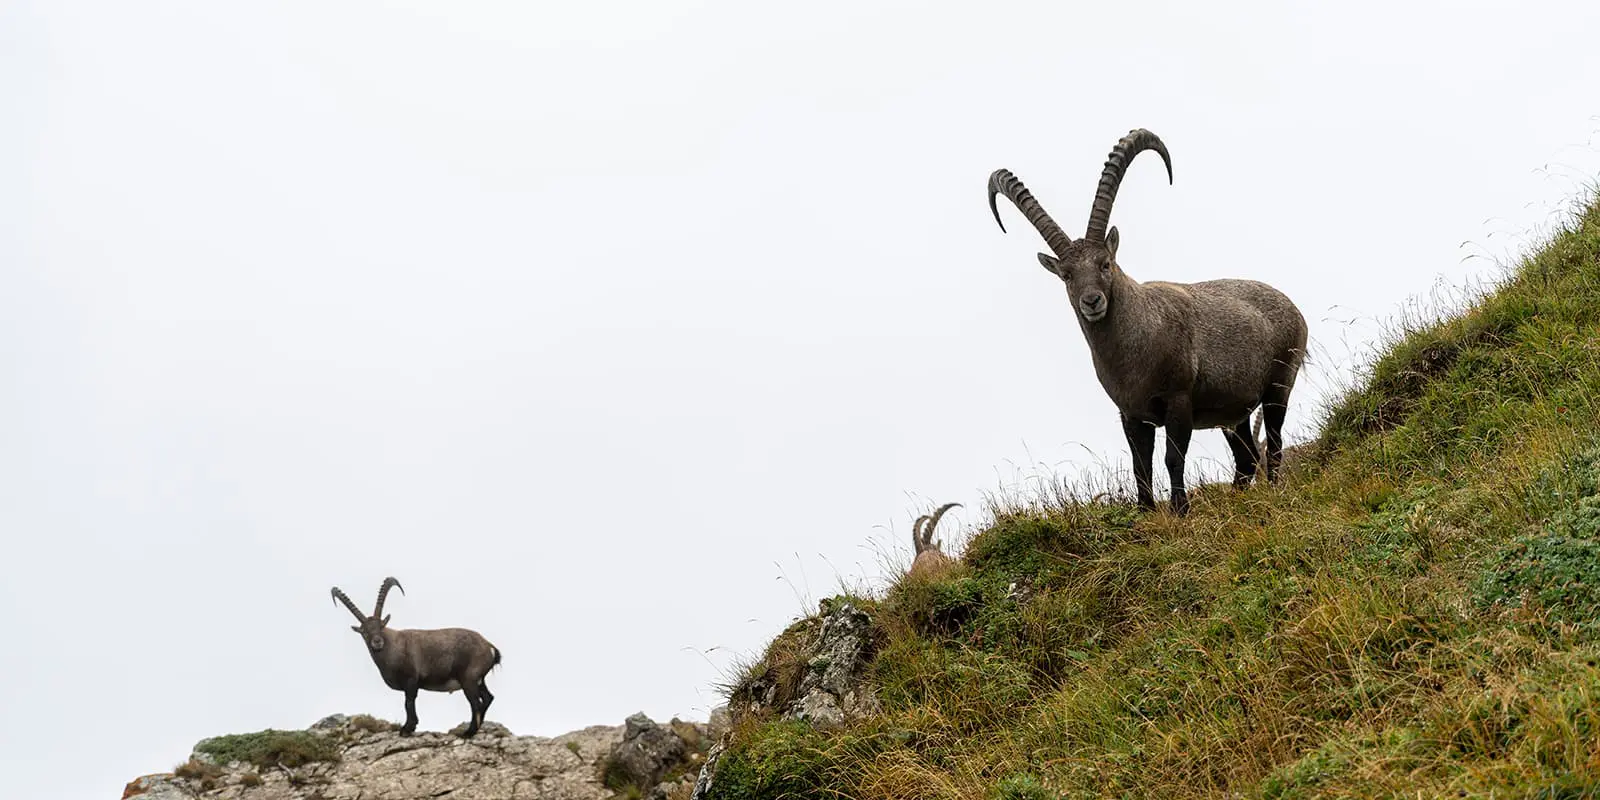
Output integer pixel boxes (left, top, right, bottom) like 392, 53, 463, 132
987, 129, 1307, 516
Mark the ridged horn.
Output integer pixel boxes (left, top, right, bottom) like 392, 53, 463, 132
373, 577, 405, 618
331, 587, 365, 621
988, 170, 1073, 258
1084, 128, 1173, 242
924, 502, 962, 539
913, 502, 962, 553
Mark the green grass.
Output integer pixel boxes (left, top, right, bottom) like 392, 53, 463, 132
707, 190, 1600, 799
194, 729, 340, 770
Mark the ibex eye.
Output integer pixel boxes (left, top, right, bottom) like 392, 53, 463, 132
1100, 262, 1112, 273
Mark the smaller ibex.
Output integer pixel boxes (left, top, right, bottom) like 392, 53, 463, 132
908, 502, 962, 580
331, 577, 502, 737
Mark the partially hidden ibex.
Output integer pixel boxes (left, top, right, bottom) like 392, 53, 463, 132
908, 502, 962, 580
987, 129, 1307, 516
331, 577, 502, 737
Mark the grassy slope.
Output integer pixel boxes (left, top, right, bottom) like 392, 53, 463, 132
707, 192, 1600, 800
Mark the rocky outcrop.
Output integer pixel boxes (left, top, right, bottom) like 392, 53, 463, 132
728, 597, 881, 728
124, 711, 724, 800
602, 712, 726, 800
691, 597, 881, 800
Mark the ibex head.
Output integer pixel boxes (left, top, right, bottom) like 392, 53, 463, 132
331, 577, 405, 653
988, 129, 1172, 324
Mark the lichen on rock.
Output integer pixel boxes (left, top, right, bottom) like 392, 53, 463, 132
690, 597, 883, 798
728, 596, 882, 728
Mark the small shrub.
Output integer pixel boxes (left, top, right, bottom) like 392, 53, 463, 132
173, 757, 224, 790
194, 729, 339, 769
1477, 531, 1600, 630
600, 753, 640, 796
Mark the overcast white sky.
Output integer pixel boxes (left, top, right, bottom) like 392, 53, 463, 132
3, 1, 1599, 796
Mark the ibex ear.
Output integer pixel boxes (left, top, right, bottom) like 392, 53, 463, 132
380, 615, 391, 627
1037, 253, 1062, 277
1105, 227, 1120, 258
351, 624, 362, 633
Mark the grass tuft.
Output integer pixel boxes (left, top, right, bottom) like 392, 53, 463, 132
173, 757, 225, 790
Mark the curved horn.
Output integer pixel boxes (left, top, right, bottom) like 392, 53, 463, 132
1084, 128, 1173, 242
331, 587, 365, 622
912, 514, 932, 553
988, 169, 1073, 258
924, 502, 962, 540
373, 577, 405, 618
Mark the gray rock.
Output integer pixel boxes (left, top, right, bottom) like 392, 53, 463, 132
607, 712, 689, 791
121, 774, 193, 800
700, 598, 882, 798
133, 711, 725, 800
706, 705, 731, 738
687, 737, 726, 800
780, 600, 881, 727
310, 714, 348, 730
647, 779, 687, 800
145, 713, 630, 800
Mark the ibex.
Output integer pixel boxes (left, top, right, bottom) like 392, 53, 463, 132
907, 502, 961, 580
331, 577, 502, 737
987, 129, 1307, 516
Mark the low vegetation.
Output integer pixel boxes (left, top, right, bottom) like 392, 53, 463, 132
173, 757, 226, 791
709, 190, 1600, 799
193, 728, 340, 770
